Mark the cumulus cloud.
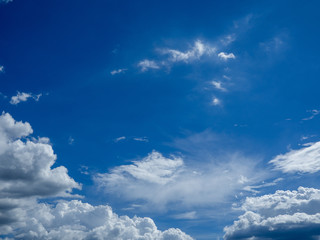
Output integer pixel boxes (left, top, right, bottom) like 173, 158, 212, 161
0, 112, 81, 228
10, 92, 42, 105
0, 113, 192, 239
138, 60, 160, 72
224, 187, 320, 240
110, 68, 127, 75
4, 200, 193, 240
94, 151, 264, 210
218, 52, 236, 60
269, 141, 320, 173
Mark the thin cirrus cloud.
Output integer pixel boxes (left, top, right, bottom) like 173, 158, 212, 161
10, 91, 42, 105
302, 109, 320, 121
137, 59, 160, 72
0, 113, 192, 240
137, 40, 218, 72
269, 141, 320, 174
94, 151, 265, 211
224, 187, 320, 240
110, 68, 127, 75
211, 81, 227, 91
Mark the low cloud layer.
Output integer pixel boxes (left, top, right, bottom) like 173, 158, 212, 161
269, 141, 320, 173
95, 151, 264, 210
0, 113, 192, 239
224, 187, 320, 240
4, 200, 193, 240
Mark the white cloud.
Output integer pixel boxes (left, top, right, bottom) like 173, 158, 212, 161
269, 141, 320, 174
0, 113, 192, 239
172, 211, 197, 220
94, 151, 264, 210
114, 136, 126, 142
302, 109, 320, 121
10, 92, 42, 105
212, 97, 221, 106
0, 112, 81, 228
138, 60, 160, 72
218, 52, 236, 60
211, 81, 227, 91
224, 187, 320, 240
0, 65, 4, 72
4, 199, 193, 240
133, 137, 149, 142
110, 68, 127, 75
161, 40, 215, 63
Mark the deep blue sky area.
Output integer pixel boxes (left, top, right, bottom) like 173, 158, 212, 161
1, 1, 320, 239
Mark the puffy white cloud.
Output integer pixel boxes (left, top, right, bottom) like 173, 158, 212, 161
0, 113, 192, 239
5, 200, 193, 240
95, 151, 264, 210
218, 52, 236, 60
224, 187, 320, 240
138, 60, 160, 72
0, 66, 4, 72
10, 92, 42, 105
110, 68, 127, 75
0, 112, 80, 226
161, 40, 215, 63
269, 141, 320, 173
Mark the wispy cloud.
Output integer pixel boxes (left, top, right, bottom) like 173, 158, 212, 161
133, 137, 149, 142
138, 59, 160, 72
114, 136, 126, 142
0, 0, 12, 4
110, 68, 127, 75
94, 151, 265, 210
269, 141, 320, 173
211, 81, 227, 91
218, 52, 236, 60
160, 40, 216, 63
10, 92, 42, 105
0, 65, 4, 72
302, 109, 320, 121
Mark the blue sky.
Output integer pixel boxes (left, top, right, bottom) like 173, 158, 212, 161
1, 1, 320, 239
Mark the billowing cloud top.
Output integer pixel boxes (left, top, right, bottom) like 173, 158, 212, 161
0, 113, 193, 239
224, 187, 320, 240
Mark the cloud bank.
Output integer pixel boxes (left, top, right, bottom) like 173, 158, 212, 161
0, 113, 192, 239
224, 187, 320, 240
